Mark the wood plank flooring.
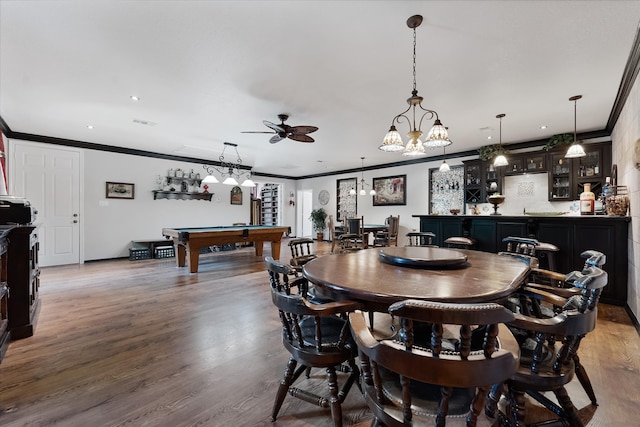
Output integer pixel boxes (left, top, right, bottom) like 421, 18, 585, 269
0, 240, 638, 426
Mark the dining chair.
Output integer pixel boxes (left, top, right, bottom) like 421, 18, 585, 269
486, 265, 608, 426
288, 237, 317, 271
351, 299, 520, 427
345, 216, 367, 249
501, 236, 560, 272
373, 215, 399, 247
265, 256, 362, 427
328, 215, 338, 253
405, 231, 437, 247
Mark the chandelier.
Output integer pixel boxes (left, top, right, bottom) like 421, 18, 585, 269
202, 142, 255, 187
565, 95, 587, 158
493, 114, 508, 167
379, 15, 451, 156
350, 157, 376, 196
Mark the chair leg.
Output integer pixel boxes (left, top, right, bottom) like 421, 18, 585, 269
553, 387, 583, 427
573, 353, 597, 405
468, 385, 488, 427
272, 356, 298, 421
326, 366, 343, 427
484, 383, 503, 419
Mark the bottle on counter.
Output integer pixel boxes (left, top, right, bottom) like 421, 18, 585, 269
580, 183, 595, 215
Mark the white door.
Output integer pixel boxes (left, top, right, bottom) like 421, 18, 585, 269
9, 141, 82, 266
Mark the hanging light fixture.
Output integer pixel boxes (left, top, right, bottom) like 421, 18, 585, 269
493, 114, 509, 167
202, 142, 256, 187
350, 157, 376, 196
379, 15, 451, 155
439, 145, 450, 172
565, 95, 587, 158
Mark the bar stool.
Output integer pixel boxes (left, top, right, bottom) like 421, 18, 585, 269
444, 236, 477, 250
405, 232, 437, 247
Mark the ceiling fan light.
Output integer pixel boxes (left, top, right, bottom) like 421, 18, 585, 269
379, 126, 405, 152
565, 143, 586, 158
223, 177, 239, 186
202, 175, 219, 184
494, 154, 508, 167
439, 160, 450, 172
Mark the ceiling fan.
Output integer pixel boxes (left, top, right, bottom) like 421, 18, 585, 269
242, 114, 318, 144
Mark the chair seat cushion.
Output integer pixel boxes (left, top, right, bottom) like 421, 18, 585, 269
378, 367, 475, 417
299, 315, 353, 347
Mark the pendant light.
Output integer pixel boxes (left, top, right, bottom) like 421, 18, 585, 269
350, 157, 376, 196
379, 15, 451, 154
565, 95, 587, 158
493, 114, 508, 167
439, 145, 450, 172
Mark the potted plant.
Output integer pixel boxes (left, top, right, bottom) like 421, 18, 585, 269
309, 208, 328, 241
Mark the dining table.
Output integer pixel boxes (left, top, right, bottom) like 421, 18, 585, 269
303, 246, 530, 312
335, 223, 388, 248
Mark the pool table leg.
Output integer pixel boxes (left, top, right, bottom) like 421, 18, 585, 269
187, 249, 200, 273
254, 241, 264, 257
270, 240, 282, 260
175, 244, 187, 267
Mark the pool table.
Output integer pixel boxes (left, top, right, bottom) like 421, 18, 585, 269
162, 225, 289, 273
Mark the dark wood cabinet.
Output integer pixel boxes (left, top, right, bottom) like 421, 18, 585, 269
414, 214, 629, 306
463, 160, 501, 204
0, 227, 11, 360
6, 225, 41, 340
548, 143, 611, 201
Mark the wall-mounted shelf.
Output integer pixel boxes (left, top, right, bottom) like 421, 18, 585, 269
152, 191, 213, 201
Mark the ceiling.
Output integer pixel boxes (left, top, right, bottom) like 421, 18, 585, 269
1, 1, 639, 178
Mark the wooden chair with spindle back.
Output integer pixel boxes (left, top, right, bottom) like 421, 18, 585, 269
266, 256, 362, 427
350, 299, 520, 427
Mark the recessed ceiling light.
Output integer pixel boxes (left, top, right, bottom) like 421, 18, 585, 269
540, 125, 548, 130
130, 95, 140, 101
86, 125, 94, 129
487, 136, 492, 140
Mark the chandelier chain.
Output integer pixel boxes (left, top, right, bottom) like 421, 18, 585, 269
412, 26, 417, 94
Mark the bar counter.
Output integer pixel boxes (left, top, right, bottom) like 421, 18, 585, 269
413, 213, 630, 306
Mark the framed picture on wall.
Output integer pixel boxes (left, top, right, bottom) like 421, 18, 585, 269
372, 175, 406, 206
106, 182, 135, 199
429, 166, 464, 215
336, 177, 357, 221
230, 186, 243, 205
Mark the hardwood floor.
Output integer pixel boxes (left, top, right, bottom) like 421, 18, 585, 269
0, 240, 638, 426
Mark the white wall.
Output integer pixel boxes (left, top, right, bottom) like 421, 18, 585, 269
8, 140, 296, 261
611, 71, 640, 321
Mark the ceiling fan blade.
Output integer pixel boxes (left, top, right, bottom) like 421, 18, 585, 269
263, 120, 285, 133
287, 133, 315, 143
269, 134, 285, 144
241, 131, 276, 134
290, 125, 319, 135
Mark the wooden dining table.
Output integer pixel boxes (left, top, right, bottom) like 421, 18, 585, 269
303, 246, 530, 311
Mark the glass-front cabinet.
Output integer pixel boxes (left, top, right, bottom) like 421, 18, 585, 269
484, 162, 501, 197
547, 143, 610, 201
549, 153, 572, 200
463, 160, 482, 203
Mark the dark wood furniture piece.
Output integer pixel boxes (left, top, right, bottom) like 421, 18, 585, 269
500, 236, 560, 271
162, 225, 289, 273
373, 215, 399, 247
288, 237, 317, 271
335, 222, 388, 250
405, 231, 436, 247
413, 214, 629, 305
350, 300, 520, 426
303, 247, 530, 313
266, 256, 362, 427
5, 225, 41, 340
464, 141, 611, 203
486, 265, 608, 427
0, 226, 12, 360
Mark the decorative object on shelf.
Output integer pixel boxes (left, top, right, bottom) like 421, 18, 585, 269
487, 194, 505, 215
544, 133, 573, 151
373, 175, 406, 206
379, 15, 450, 155
309, 208, 328, 241
202, 142, 255, 187
493, 114, 508, 167
318, 189, 329, 206
350, 157, 376, 196
230, 186, 243, 205
565, 95, 587, 158
336, 178, 357, 221
106, 182, 134, 199
429, 166, 463, 215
